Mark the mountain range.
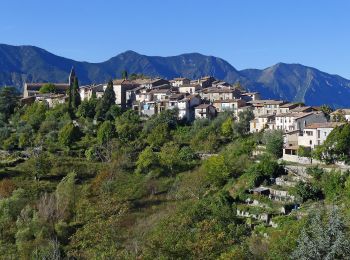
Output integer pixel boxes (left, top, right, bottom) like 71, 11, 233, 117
1, 43, 350, 108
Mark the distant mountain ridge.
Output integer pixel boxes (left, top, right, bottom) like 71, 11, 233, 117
1, 43, 350, 108
240, 63, 350, 108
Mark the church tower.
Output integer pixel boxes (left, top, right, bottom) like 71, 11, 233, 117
69, 66, 76, 86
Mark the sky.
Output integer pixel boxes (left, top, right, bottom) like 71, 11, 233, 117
1, 0, 350, 78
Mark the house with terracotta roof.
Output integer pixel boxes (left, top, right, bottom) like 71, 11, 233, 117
200, 87, 241, 102
21, 94, 68, 108
177, 95, 201, 121
178, 84, 201, 94
211, 80, 231, 88
35, 94, 68, 108
248, 100, 287, 116
283, 122, 344, 162
250, 114, 276, 133
275, 111, 327, 133
194, 104, 217, 119
112, 79, 140, 108
133, 78, 169, 89
149, 88, 172, 101
199, 76, 216, 88
237, 105, 254, 117
170, 77, 190, 87
79, 84, 104, 101
240, 92, 261, 102
212, 99, 246, 114
278, 103, 303, 114
289, 106, 316, 113
140, 100, 168, 117
298, 122, 344, 149
166, 93, 201, 121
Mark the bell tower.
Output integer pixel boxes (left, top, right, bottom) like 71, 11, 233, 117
69, 66, 76, 86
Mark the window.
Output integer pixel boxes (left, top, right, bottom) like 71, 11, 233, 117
306, 131, 313, 136
310, 140, 312, 145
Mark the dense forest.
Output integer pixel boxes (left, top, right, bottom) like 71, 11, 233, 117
0, 84, 350, 259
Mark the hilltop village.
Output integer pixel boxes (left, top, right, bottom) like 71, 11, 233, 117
22, 68, 350, 164
1, 68, 350, 258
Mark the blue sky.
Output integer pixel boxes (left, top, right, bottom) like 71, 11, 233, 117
1, 0, 350, 78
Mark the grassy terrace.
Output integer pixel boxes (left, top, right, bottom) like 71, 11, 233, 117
267, 184, 293, 192
237, 203, 282, 215
244, 193, 294, 207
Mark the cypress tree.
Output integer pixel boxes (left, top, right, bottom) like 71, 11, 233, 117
103, 80, 116, 109
121, 70, 128, 80
67, 82, 73, 110
72, 77, 81, 109
95, 80, 115, 120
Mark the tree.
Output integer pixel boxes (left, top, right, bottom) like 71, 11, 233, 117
0, 87, 19, 122
221, 117, 233, 137
143, 109, 178, 134
320, 104, 333, 120
0, 189, 29, 242
121, 70, 128, 79
115, 110, 141, 142
262, 130, 284, 158
28, 152, 53, 180
292, 207, 350, 259
129, 73, 146, 80
245, 155, 285, 187
105, 105, 122, 121
313, 124, 350, 163
96, 80, 115, 120
55, 171, 76, 221
72, 77, 81, 109
146, 123, 171, 148
97, 121, 115, 145
77, 99, 97, 119
159, 142, 182, 175
321, 170, 348, 201
58, 122, 81, 148
293, 181, 323, 202
233, 81, 245, 91
104, 80, 116, 107
135, 146, 159, 174
39, 83, 56, 94
21, 102, 47, 130
203, 155, 230, 187
233, 110, 254, 136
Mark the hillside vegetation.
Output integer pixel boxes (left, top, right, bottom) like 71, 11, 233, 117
0, 86, 350, 259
